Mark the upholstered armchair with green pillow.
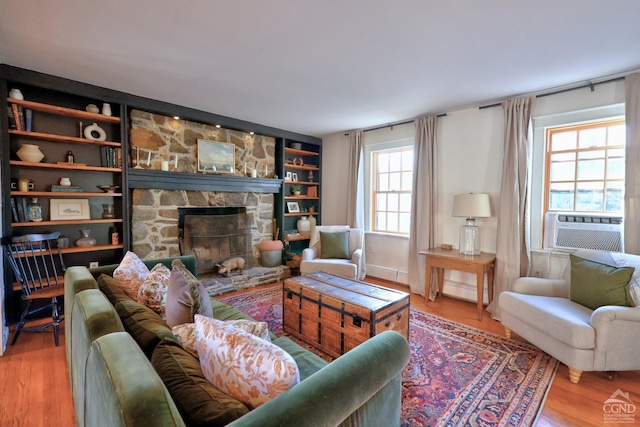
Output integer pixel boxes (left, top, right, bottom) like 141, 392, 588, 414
300, 225, 364, 280
499, 249, 640, 384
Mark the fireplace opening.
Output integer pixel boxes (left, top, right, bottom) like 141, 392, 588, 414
178, 207, 252, 275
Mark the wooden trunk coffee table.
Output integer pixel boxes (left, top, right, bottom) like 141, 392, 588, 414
283, 272, 410, 358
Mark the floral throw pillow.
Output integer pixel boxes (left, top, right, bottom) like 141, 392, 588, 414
173, 319, 271, 358
137, 263, 171, 319
165, 259, 214, 328
113, 251, 150, 300
195, 315, 299, 408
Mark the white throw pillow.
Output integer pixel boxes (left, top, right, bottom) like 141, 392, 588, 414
195, 315, 299, 408
113, 251, 150, 300
173, 319, 270, 358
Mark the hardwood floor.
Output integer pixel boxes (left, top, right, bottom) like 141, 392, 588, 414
2, 278, 638, 426
0, 319, 74, 427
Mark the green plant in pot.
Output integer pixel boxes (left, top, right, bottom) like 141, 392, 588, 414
290, 184, 302, 196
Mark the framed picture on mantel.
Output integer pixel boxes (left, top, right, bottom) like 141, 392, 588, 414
197, 139, 235, 173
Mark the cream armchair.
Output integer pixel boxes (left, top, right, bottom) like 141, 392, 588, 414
300, 226, 364, 280
499, 249, 640, 384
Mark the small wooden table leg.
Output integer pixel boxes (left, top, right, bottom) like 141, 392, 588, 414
487, 264, 494, 304
476, 265, 484, 320
435, 267, 443, 296
424, 259, 432, 303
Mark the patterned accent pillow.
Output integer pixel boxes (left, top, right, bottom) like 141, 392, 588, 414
137, 263, 171, 319
173, 320, 271, 358
195, 314, 299, 408
113, 251, 150, 300
165, 259, 214, 328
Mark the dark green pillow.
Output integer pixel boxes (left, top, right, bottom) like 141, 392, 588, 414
569, 254, 634, 310
320, 230, 350, 259
151, 339, 249, 426
115, 298, 176, 358
97, 273, 133, 307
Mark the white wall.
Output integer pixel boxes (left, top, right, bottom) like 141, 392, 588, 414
321, 79, 627, 302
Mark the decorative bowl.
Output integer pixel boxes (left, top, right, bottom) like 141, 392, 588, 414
97, 185, 121, 193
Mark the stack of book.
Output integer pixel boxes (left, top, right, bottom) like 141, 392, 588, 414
11, 197, 30, 223
8, 104, 32, 131
51, 185, 83, 192
100, 147, 122, 168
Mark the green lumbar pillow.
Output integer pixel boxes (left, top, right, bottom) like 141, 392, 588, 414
320, 230, 350, 259
569, 254, 634, 310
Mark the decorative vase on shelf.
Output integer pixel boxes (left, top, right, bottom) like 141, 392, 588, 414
9, 88, 24, 100
76, 229, 97, 247
27, 198, 43, 222
308, 214, 316, 236
85, 104, 99, 114
102, 103, 112, 116
16, 144, 45, 163
297, 216, 311, 237
84, 122, 107, 141
102, 204, 115, 219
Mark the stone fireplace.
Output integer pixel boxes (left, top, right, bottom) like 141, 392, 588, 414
178, 206, 252, 275
128, 109, 290, 294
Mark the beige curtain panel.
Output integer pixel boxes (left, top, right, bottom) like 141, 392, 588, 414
487, 96, 535, 320
625, 73, 640, 255
408, 116, 438, 297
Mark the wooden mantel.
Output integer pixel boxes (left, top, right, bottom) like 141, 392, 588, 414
127, 168, 283, 193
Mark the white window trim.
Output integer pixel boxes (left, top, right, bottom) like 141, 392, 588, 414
530, 103, 625, 249
363, 132, 415, 233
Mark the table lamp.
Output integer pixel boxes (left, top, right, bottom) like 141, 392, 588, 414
452, 193, 491, 255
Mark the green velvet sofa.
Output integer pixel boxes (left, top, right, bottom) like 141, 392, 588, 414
64, 255, 411, 427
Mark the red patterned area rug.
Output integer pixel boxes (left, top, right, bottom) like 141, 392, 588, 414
217, 285, 558, 427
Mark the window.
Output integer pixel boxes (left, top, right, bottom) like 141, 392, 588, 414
371, 147, 413, 234
545, 118, 625, 215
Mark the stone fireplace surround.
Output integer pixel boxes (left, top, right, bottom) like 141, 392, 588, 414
131, 188, 290, 295
128, 110, 290, 294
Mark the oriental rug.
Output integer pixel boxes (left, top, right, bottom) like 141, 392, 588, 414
218, 284, 558, 427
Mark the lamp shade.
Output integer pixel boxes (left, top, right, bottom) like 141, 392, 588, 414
452, 193, 491, 218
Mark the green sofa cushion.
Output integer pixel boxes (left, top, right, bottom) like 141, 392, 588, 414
86, 332, 185, 427
115, 298, 176, 359
152, 339, 249, 426
271, 336, 328, 381
570, 254, 634, 310
320, 230, 350, 259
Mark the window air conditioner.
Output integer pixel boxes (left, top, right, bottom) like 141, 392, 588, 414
543, 212, 624, 252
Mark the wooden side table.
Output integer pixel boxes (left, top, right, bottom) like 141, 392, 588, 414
420, 248, 496, 320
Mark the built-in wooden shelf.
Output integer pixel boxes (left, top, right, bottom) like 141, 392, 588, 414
284, 147, 319, 157
9, 160, 121, 172
284, 180, 318, 186
9, 98, 121, 124
285, 212, 319, 217
285, 196, 319, 200
11, 191, 122, 197
285, 235, 311, 241
284, 164, 319, 171
9, 130, 121, 147
12, 219, 123, 227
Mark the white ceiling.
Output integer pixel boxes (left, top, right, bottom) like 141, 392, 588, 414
1, 1, 640, 137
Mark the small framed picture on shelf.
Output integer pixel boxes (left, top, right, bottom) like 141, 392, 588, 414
287, 201, 300, 213
285, 171, 292, 181
197, 139, 235, 173
50, 199, 91, 220
291, 172, 298, 182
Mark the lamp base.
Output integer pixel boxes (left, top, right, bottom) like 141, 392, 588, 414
459, 219, 481, 256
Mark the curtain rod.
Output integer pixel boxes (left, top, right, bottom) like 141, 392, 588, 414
478, 76, 626, 110
345, 113, 447, 136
